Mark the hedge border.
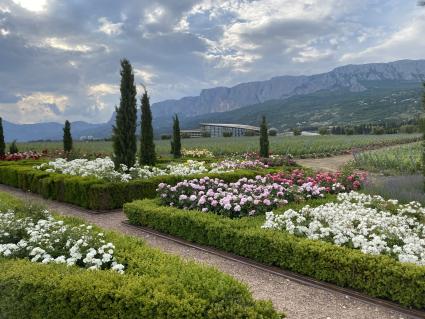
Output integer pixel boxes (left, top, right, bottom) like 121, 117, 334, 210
124, 199, 425, 309
0, 164, 282, 210
0, 191, 281, 319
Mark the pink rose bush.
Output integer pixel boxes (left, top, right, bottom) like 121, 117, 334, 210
157, 169, 366, 218
157, 176, 289, 217
0, 151, 42, 161
267, 169, 366, 194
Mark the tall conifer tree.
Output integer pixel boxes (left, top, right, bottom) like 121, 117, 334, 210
63, 120, 73, 153
259, 116, 269, 158
171, 114, 181, 158
0, 117, 5, 157
140, 86, 156, 165
112, 59, 137, 168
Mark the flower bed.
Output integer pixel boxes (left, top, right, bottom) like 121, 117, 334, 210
0, 207, 124, 272
124, 197, 425, 309
263, 192, 425, 265
0, 151, 43, 161
0, 191, 280, 318
35, 158, 232, 182
157, 170, 366, 217
182, 148, 214, 158
211, 159, 269, 171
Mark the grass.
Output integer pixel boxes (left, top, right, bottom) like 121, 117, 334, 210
16, 134, 420, 158
353, 142, 421, 174
363, 174, 425, 204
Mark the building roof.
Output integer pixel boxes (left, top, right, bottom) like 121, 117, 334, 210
200, 123, 260, 131
181, 129, 201, 133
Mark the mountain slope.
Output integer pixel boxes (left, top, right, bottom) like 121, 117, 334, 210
151, 59, 425, 117
176, 82, 422, 132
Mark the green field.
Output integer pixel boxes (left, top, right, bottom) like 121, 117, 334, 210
353, 142, 421, 174
16, 134, 420, 158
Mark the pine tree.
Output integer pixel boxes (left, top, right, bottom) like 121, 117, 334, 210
259, 116, 269, 158
140, 87, 156, 165
112, 59, 138, 169
171, 114, 181, 158
0, 117, 5, 157
63, 120, 73, 153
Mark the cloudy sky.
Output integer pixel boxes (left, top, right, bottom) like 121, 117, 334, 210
0, 0, 424, 124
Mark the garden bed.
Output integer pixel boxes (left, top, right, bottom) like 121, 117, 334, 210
124, 196, 425, 309
0, 192, 280, 318
0, 162, 283, 210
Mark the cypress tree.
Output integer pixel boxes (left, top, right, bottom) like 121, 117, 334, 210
0, 117, 5, 157
9, 140, 18, 154
259, 115, 269, 158
63, 120, 73, 153
112, 59, 138, 169
171, 114, 181, 158
140, 87, 156, 165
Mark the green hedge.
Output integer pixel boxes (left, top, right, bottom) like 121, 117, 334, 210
124, 199, 425, 309
0, 192, 281, 318
0, 164, 280, 210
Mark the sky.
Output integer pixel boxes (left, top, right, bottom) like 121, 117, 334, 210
0, 0, 424, 124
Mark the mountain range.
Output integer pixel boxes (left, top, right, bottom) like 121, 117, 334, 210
2, 59, 425, 142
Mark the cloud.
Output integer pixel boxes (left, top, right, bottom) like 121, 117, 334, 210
0, 0, 423, 124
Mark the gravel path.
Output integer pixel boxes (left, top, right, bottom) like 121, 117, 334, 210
297, 154, 353, 172
0, 184, 415, 319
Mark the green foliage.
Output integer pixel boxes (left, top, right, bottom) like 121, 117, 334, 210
223, 131, 233, 137
399, 124, 417, 134
0, 117, 5, 157
63, 120, 73, 153
161, 134, 171, 140
268, 128, 278, 136
124, 199, 425, 309
259, 116, 269, 158
9, 140, 18, 154
353, 142, 421, 174
112, 59, 138, 169
372, 126, 385, 135
171, 114, 181, 158
0, 193, 280, 319
140, 89, 156, 165
292, 127, 301, 136
318, 127, 329, 135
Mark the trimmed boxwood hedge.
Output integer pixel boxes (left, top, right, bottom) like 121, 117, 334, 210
0, 192, 281, 319
0, 163, 280, 210
124, 199, 425, 309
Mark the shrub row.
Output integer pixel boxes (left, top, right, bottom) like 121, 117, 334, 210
0, 164, 280, 210
124, 199, 425, 309
0, 192, 281, 318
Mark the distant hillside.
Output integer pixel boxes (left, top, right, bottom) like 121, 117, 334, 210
152, 59, 425, 117
174, 82, 422, 132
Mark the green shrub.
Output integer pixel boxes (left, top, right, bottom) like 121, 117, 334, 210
124, 199, 425, 309
0, 192, 281, 319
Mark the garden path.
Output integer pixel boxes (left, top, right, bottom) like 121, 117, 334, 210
297, 154, 353, 172
0, 184, 412, 319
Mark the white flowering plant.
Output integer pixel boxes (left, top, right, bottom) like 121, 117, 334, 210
0, 204, 125, 273
262, 192, 425, 266
34, 158, 232, 182
182, 148, 214, 158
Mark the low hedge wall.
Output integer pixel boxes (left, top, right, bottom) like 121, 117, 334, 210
0, 192, 281, 318
124, 199, 425, 309
0, 164, 281, 210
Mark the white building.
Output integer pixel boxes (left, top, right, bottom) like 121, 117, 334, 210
200, 123, 260, 137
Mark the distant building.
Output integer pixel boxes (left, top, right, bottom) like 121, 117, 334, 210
200, 123, 260, 137
181, 129, 202, 138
